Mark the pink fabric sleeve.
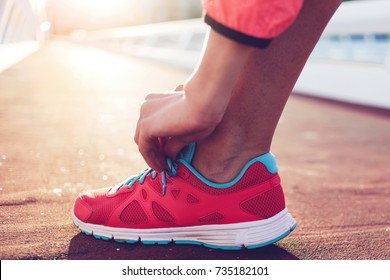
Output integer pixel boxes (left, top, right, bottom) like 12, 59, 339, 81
203, 0, 304, 48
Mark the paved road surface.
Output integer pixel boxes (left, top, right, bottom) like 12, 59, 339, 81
0, 41, 389, 259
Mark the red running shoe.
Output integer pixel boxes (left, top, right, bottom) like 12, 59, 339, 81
72, 143, 296, 250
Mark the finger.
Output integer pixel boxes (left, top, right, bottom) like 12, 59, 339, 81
174, 84, 184, 91
163, 137, 189, 160
134, 99, 158, 145
144, 92, 182, 101
138, 136, 165, 172
134, 118, 140, 145
144, 93, 168, 101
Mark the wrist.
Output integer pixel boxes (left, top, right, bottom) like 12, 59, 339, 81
183, 79, 226, 128
183, 28, 253, 123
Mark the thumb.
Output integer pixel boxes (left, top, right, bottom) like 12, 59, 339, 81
163, 137, 188, 160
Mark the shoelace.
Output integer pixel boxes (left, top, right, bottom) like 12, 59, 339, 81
115, 157, 178, 196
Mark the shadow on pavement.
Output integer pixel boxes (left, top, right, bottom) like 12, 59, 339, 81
66, 233, 299, 260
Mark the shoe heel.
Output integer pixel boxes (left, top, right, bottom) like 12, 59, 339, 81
183, 208, 296, 249
244, 208, 296, 249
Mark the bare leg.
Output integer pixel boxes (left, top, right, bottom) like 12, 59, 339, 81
192, 0, 342, 182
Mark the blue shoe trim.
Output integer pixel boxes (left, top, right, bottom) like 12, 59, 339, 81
291, 222, 297, 231
93, 234, 111, 241
114, 239, 138, 244
80, 229, 92, 236
204, 243, 242, 250
156, 241, 170, 245
177, 152, 278, 189
142, 240, 170, 245
141, 240, 171, 245
142, 241, 155, 245
246, 223, 297, 249
175, 240, 203, 246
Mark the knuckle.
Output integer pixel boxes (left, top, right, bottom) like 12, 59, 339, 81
144, 93, 153, 100
140, 101, 148, 113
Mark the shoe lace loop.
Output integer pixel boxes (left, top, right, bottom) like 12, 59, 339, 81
116, 157, 177, 196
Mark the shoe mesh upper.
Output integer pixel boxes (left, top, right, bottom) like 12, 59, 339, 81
149, 178, 163, 194
171, 189, 181, 199
240, 185, 285, 218
141, 189, 148, 200
152, 201, 175, 223
186, 194, 200, 204
198, 212, 224, 223
181, 162, 274, 195
121, 200, 149, 224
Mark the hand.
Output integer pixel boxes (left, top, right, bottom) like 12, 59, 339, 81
134, 29, 252, 171
134, 86, 222, 172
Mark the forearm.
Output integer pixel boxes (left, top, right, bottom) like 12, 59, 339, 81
184, 28, 253, 125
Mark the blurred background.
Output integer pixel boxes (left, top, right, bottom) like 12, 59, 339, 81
1, 0, 389, 109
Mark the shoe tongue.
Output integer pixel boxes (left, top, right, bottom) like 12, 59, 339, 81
176, 143, 196, 164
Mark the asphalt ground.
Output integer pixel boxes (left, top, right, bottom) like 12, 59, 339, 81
0, 41, 389, 260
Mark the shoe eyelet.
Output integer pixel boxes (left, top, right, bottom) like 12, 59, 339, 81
180, 170, 190, 179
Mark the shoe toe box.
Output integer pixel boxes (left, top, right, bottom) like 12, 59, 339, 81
73, 194, 93, 222
73, 187, 111, 223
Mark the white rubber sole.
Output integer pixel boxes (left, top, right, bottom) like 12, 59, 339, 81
72, 208, 296, 250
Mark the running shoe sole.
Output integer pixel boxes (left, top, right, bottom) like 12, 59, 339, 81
72, 207, 296, 250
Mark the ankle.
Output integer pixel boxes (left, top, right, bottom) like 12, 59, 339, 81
192, 155, 240, 183
191, 142, 269, 183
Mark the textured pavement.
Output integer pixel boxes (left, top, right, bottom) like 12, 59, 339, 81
0, 41, 389, 260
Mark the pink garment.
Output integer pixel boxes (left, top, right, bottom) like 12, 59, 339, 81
203, 0, 303, 42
